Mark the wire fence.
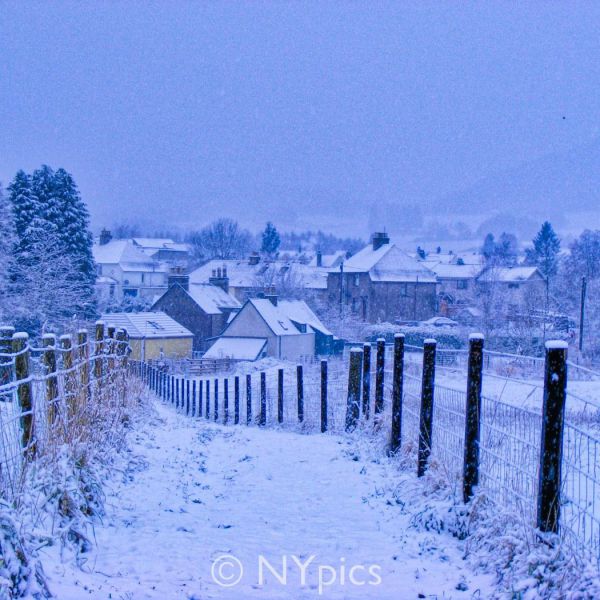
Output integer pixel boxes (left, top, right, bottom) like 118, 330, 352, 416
0, 323, 132, 502
144, 335, 600, 565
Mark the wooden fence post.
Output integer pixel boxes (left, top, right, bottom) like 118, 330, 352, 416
277, 368, 284, 424
375, 338, 385, 415
78, 329, 90, 407
417, 339, 437, 477
246, 374, 252, 425
321, 360, 328, 433
61, 334, 77, 419
296, 365, 304, 423
94, 321, 105, 389
345, 348, 362, 432
362, 343, 371, 419
259, 372, 266, 426
107, 326, 116, 377
390, 333, 405, 454
0, 327, 15, 404
537, 341, 568, 534
214, 379, 219, 422
234, 376, 240, 424
13, 333, 35, 458
462, 334, 485, 503
224, 379, 229, 424
42, 334, 59, 425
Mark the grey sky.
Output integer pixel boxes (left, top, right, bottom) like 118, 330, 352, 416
2, 2, 600, 237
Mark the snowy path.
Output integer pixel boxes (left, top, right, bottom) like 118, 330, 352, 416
46, 401, 493, 599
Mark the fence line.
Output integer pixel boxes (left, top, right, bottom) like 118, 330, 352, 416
143, 332, 600, 565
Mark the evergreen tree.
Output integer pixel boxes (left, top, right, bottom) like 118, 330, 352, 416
525, 221, 560, 279
261, 222, 281, 257
496, 232, 519, 266
7, 170, 38, 250
0, 184, 16, 318
482, 233, 496, 261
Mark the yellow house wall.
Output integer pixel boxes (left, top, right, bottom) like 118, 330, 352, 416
128, 337, 193, 361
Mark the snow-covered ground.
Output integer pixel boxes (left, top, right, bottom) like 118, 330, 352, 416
43, 399, 494, 599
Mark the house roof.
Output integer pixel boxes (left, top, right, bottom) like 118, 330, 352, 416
477, 266, 543, 283
308, 251, 346, 268
425, 262, 482, 280
203, 337, 267, 361
247, 299, 301, 336
93, 240, 156, 265
340, 243, 437, 283
100, 311, 193, 339
278, 300, 332, 336
132, 238, 175, 249
186, 283, 241, 315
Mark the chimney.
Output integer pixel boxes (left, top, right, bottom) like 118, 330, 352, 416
248, 252, 260, 266
168, 266, 189, 291
265, 288, 278, 307
99, 228, 112, 246
316, 250, 323, 268
209, 264, 230, 293
372, 232, 390, 251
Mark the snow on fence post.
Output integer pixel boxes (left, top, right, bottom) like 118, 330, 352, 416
0, 326, 15, 404
61, 334, 77, 418
417, 339, 437, 477
345, 348, 362, 432
375, 338, 385, 415
78, 329, 90, 407
94, 321, 105, 385
296, 365, 304, 423
259, 372, 266, 426
277, 369, 284, 424
13, 332, 35, 459
192, 380, 197, 417
246, 374, 252, 425
537, 340, 568, 535
321, 360, 328, 433
462, 333, 485, 503
234, 376, 240, 424
390, 333, 405, 454
362, 343, 371, 419
42, 334, 59, 425
224, 378, 229, 424
214, 379, 219, 422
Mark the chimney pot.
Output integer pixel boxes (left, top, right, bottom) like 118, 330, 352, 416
316, 250, 322, 268
372, 232, 390, 251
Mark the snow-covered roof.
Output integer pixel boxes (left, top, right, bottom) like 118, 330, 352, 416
186, 283, 241, 315
340, 242, 437, 283
477, 266, 543, 283
278, 300, 332, 336
203, 337, 267, 361
94, 240, 158, 265
309, 251, 346, 268
247, 299, 300, 336
96, 276, 118, 284
190, 259, 328, 290
132, 238, 175, 249
425, 262, 482, 279
100, 312, 193, 339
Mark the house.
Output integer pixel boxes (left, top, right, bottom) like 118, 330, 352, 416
93, 239, 168, 302
151, 273, 240, 352
204, 296, 334, 361
424, 261, 483, 310
100, 311, 193, 361
189, 257, 329, 304
326, 233, 438, 323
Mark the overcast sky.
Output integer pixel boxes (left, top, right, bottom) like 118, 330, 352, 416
2, 2, 600, 236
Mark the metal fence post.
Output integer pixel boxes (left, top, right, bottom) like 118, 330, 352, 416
345, 348, 362, 432
186, 379, 191, 416
214, 379, 219, 422
537, 341, 568, 534
234, 376, 240, 424
259, 372, 266, 426
278, 368, 284, 424
375, 338, 385, 415
246, 374, 252, 425
192, 380, 197, 417
205, 379, 210, 420
362, 343, 371, 419
321, 360, 328, 433
463, 334, 485, 502
13, 333, 35, 458
296, 365, 304, 423
417, 339, 437, 477
390, 333, 405, 454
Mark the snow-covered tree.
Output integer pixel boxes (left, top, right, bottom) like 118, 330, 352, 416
7, 170, 38, 252
188, 218, 252, 262
525, 221, 560, 279
0, 184, 16, 319
261, 222, 280, 257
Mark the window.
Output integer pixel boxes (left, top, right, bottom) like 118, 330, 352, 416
399, 283, 409, 297
457, 280, 468, 290
109, 284, 115, 297
141, 273, 145, 284
123, 288, 138, 297
508, 283, 520, 289
354, 274, 360, 287
351, 298, 357, 312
